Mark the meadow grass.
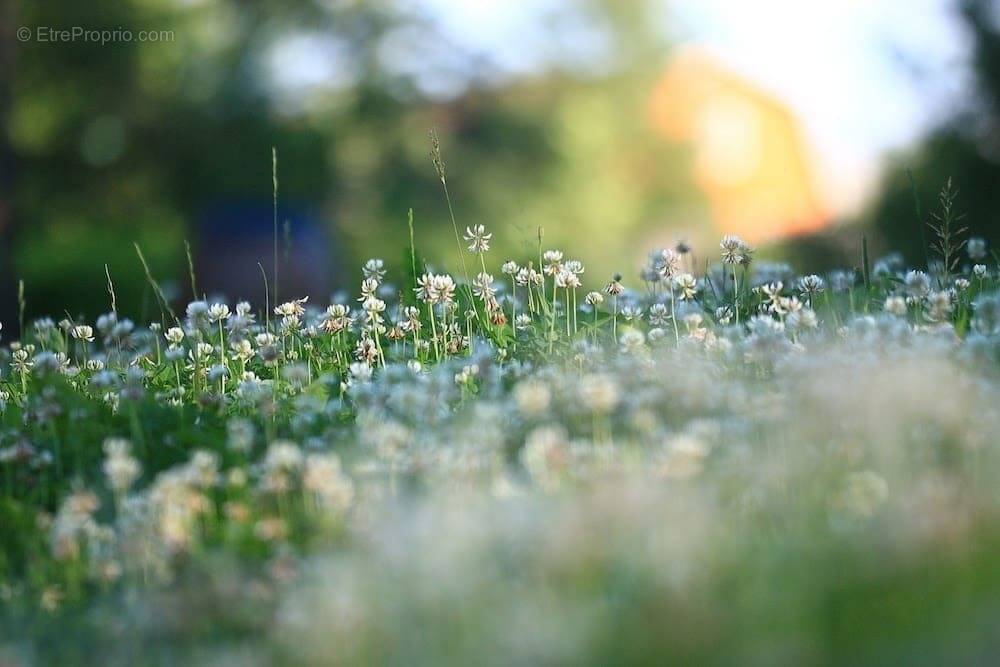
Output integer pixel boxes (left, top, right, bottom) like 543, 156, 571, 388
1, 173, 1000, 664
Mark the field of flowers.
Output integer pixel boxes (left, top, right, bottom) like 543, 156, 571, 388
2, 175, 1000, 664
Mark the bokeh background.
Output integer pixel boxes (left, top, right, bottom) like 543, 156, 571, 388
2, 0, 999, 327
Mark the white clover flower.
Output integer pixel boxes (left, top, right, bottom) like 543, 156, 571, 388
673, 273, 697, 300
584, 291, 604, 306
619, 329, 646, 353
578, 374, 620, 414
349, 361, 372, 383
513, 380, 551, 418
967, 237, 987, 261
472, 272, 496, 300
543, 253, 565, 278
274, 297, 308, 318
884, 296, 907, 316
904, 270, 931, 298
303, 453, 353, 510
165, 326, 185, 345
208, 303, 230, 323
973, 264, 987, 278
720, 234, 748, 264
358, 278, 380, 301
787, 308, 818, 330
798, 274, 825, 295
501, 260, 519, 275
102, 438, 140, 494
554, 267, 580, 289
362, 297, 386, 315
463, 224, 492, 253
605, 274, 625, 296
255, 332, 278, 348
520, 425, 569, 491
657, 248, 681, 278
71, 325, 95, 343
362, 258, 386, 281
648, 303, 670, 327
620, 306, 643, 322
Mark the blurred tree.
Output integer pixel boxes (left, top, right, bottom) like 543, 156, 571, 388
4, 0, 700, 327
859, 0, 1000, 268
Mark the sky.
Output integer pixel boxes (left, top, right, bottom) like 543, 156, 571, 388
409, 0, 972, 215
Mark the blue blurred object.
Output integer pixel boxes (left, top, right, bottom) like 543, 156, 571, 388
193, 200, 338, 305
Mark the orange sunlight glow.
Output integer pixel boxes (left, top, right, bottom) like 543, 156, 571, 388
650, 49, 829, 242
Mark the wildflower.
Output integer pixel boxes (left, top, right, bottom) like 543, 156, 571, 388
787, 308, 818, 330
926, 291, 952, 321
275, 297, 308, 318
261, 440, 304, 494
354, 337, 379, 364
605, 274, 625, 296
513, 380, 551, 418
514, 314, 532, 329
619, 329, 646, 353
799, 274, 825, 296
578, 374, 620, 413
829, 271, 854, 292
50, 490, 100, 560
720, 234, 748, 264
554, 268, 580, 289
208, 303, 230, 322
11, 349, 33, 374
542, 250, 564, 275
362, 258, 386, 281
463, 224, 492, 253
973, 294, 1000, 334
165, 327, 185, 345
657, 248, 681, 279
501, 260, 519, 275
673, 273, 697, 300
303, 453, 354, 510
620, 306, 643, 322
454, 364, 479, 385
358, 278, 380, 301
884, 296, 907, 316
349, 362, 372, 383
227, 418, 255, 454
521, 425, 569, 491
516, 266, 542, 287
584, 291, 604, 306
954, 278, 970, 292
71, 325, 95, 343
361, 297, 386, 319
967, 237, 987, 261
472, 272, 496, 300
322, 304, 353, 334
973, 264, 987, 278
185, 301, 210, 330
904, 270, 931, 298
103, 438, 140, 494
648, 303, 670, 327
